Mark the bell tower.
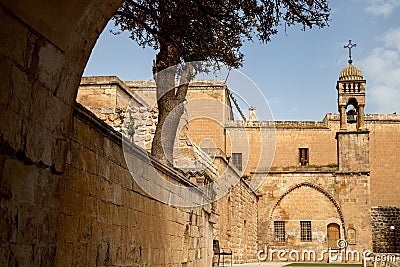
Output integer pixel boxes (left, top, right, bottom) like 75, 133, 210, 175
336, 40, 366, 131
336, 40, 369, 173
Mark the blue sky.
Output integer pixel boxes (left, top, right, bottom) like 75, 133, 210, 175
84, 0, 400, 121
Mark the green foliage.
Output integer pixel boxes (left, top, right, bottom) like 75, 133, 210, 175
301, 163, 338, 168
126, 114, 136, 138
115, 108, 135, 139
282, 163, 338, 170
115, 107, 125, 122
112, 0, 331, 160
113, 0, 331, 70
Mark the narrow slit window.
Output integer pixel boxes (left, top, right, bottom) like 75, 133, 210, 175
274, 221, 286, 242
299, 148, 309, 166
232, 153, 242, 171
300, 221, 312, 242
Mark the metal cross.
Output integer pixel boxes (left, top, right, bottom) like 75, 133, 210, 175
344, 40, 357, 64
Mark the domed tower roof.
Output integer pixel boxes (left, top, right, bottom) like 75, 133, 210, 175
339, 63, 364, 81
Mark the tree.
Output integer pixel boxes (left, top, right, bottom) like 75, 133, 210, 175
113, 0, 330, 165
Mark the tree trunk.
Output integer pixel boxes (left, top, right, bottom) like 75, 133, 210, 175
150, 44, 190, 166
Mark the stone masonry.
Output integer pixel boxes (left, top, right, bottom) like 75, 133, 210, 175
57, 103, 216, 266
371, 207, 400, 253
77, 78, 260, 265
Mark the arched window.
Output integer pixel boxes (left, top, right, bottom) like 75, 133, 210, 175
347, 228, 357, 245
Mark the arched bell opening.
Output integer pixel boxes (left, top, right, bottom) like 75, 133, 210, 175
346, 99, 358, 124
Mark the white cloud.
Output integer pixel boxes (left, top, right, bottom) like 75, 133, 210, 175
360, 27, 400, 113
366, 0, 400, 17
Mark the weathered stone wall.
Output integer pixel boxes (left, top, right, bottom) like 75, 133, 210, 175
127, 80, 233, 156
227, 114, 400, 207
56, 103, 215, 266
225, 118, 338, 175
0, 0, 123, 265
78, 77, 158, 151
211, 153, 258, 264
371, 206, 400, 253
216, 182, 258, 264
77, 76, 133, 109
0, 151, 60, 265
367, 115, 400, 207
337, 131, 370, 172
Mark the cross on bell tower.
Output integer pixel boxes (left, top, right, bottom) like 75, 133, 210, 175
344, 40, 357, 64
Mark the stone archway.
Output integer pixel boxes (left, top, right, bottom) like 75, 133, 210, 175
268, 182, 344, 249
269, 182, 345, 224
0, 0, 122, 265
0, 0, 124, 168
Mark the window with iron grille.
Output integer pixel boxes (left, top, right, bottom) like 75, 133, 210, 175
231, 153, 242, 171
274, 221, 286, 242
299, 148, 309, 166
300, 221, 312, 242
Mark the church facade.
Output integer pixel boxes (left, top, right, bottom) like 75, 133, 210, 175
77, 61, 400, 263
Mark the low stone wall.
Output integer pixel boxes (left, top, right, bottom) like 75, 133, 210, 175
371, 206, 400, 253
56, 103, 215, 266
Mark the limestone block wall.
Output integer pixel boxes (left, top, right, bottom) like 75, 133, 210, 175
225, 120, 338, 176
371, 206, 400, 253
212, 155, 258, 264
80, 77, 400, 208
77, 76, 132, 108
56, 104, 215, 266
0, 0, 122, 264
224, 121, 276, 176
367, 115, 400, 206
127, 80, 233, 156
216, 181, 258, 264
0, 151, 60, 265
78, 77, 158, 151
255, 169, 371, 260
337, 131, 370, 172
272, 126, 337, 168
317, 114, 400, 207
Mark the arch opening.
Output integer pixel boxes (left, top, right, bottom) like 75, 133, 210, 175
267, 183, 345, 251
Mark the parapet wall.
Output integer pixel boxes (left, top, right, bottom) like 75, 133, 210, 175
56, 103, 215, 266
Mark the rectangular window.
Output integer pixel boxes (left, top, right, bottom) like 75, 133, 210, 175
300, 221, 312, 242
299, 148, 309, 166
274, 221, 286, 242
231, 153, 242, 171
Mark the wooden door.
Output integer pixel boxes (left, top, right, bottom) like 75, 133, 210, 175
327, 223, 340, 248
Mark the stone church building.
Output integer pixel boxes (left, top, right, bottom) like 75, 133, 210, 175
77, 61, 400, 264
1, 1, 399, 264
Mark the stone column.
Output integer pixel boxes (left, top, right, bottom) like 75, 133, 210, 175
340, 105, 347, 130
357, 105, 365, 130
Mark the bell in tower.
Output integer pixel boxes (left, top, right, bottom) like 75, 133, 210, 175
346, 107, 357, 124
